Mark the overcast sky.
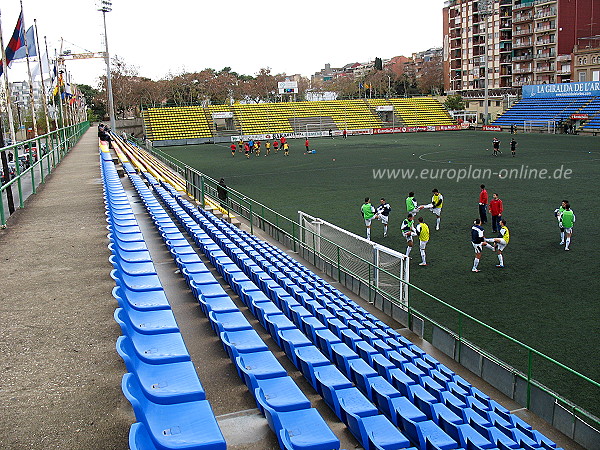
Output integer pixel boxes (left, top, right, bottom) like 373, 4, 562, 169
2, 0, 443, 88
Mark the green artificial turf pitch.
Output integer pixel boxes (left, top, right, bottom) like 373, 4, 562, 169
161, 131, 599, 415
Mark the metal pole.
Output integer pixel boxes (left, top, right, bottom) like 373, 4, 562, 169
102, 9, 117, 131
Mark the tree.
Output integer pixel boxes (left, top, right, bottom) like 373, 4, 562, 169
417, 56, 444, 95
79, 84, 104, 122
444, 94, 465, 111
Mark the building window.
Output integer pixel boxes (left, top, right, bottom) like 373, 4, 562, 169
578, 71, 586, 82
593, 70, 600, 82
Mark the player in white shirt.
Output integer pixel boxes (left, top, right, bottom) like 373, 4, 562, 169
376, 198, 392, 237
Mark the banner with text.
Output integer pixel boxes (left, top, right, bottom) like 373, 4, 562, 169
522, 82, 600, 98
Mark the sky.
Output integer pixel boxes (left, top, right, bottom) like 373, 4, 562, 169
2, 0, 444, 88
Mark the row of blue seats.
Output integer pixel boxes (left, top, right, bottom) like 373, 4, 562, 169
159, 179, 561, 450
101, 152, 226, 450
152, 180, 499, 450
493, 97, 595, 126
126, 170, 343, 450
145, 177, 421, 450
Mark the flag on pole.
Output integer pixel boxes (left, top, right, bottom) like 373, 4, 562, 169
0, 12, 25, 76
11, 26, 37, 60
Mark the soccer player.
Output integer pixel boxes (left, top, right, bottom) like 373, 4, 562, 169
554, 200, 569, 244
479, 184, 488, 225
401, 213, 416, 257
471, 218, 486, 272
406, 192, 419, 215
361, 197, 376, 240
510, 138, 517, 157
485, 218, 509, 268
489, 193, 503, 233
265, 140, 271, 156
416, 217, 429, 266
244, 142, 251, 159
237, 138, 244, 152
421, 189, 443, 230
273, 140, 280, 153
283, 142, 290, 156
305, 138, 310, 153
560, 203, 575, 251
254, 141, 260, 156
230, 143, 236, 157
376, 198, 391, 237
492, 137, 500, 156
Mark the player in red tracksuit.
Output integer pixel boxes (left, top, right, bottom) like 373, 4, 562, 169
489, 193, 503, 233
479, 184, 488, 225
230, 143, 236, 157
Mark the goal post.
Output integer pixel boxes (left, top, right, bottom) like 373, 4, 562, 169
523, 120, 556, 134
298, 211, 409, 306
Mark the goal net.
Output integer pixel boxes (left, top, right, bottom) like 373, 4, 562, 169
298, 211, 409, 305
523, 120, 556, 134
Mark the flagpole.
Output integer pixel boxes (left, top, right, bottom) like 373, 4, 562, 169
20, 0, 38, 138
44, 36, 58, 130
33, 19, 50, 134
0, 9, 18, 145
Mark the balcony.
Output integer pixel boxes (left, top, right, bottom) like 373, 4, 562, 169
534, 9, 557, 20
535, 66, 555, 73
513, 28, 533, 36
513, 54, 534, 61
536, 39, 556, 46
513, 2, 534, 11
512, 80, 532, 86
556, 54, 571, 62
534, 52, 556, 60
536, 24, 556, 32
514, 41, 533, 48
556, 68, 571, 75
514, 14, 533, 23
513, 67, 533, 74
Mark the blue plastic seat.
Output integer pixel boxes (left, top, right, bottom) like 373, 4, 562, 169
256, 389, 340, 450
312, 364, 353, 403
121, 373, 226, 450
254, 376, 311, 413
113, 285, 171, 311
278, 328, 313, 367
117, 336, 205, 405
347, 358, 379, 395
314, 328, 342, 360
121, 323, 191, 365
235, 351, 287, 392
208, 310, 252, 333
264, 313, 296, 346
345, 410, 412, 450
330, 342, 360, 377
294, 346, 331, 386
220, 329, 269, 360
198, 295, 238, 315
332, 386, 379, 424
115, 306, 179, 335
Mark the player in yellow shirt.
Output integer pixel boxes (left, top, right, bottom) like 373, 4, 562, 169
265, 140, 271, 156
420, 188, 444, 230
283, 142, 290, 156
415, 217, 430, 266
484, 219, 509, 268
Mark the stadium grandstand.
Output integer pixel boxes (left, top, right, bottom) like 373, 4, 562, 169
141, 98, 458, 145
2, 121, 598, 449
492, 83, 600, 133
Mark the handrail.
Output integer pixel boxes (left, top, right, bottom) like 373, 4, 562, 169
142, 143, 600, 426
0, 121, 90, 226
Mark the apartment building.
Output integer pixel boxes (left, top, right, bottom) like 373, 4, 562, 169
443, 0, 600, 95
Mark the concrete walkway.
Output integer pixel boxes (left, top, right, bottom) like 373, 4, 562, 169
0, 129, 129, 449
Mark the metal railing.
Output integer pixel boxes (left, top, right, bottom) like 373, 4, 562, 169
0, 121, 90, 226
143, 144, 600, 428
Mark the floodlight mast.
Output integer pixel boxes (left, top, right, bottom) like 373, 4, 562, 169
99, 0, 116, 131
479, 0, 493, 125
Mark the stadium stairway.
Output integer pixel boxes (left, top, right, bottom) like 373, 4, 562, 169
104, 139, 583, 449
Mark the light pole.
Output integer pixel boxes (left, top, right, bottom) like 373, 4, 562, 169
479, 0, 493, 125
99, 0, 116, 131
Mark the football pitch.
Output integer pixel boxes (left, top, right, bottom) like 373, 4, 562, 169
161, 131, 599, 415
